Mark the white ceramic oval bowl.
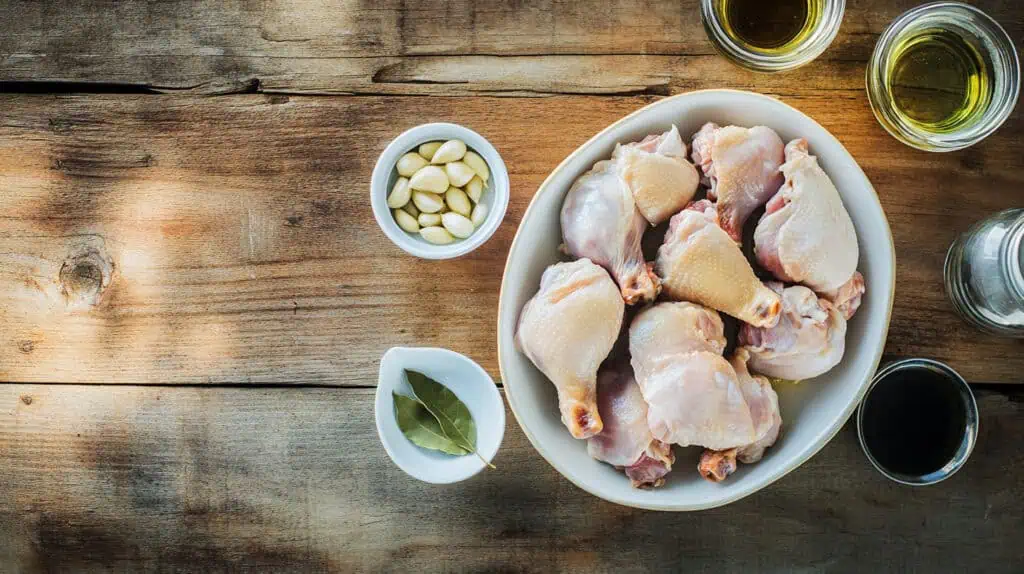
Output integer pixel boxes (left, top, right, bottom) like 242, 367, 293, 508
376, 347, 505, 484
497, 90, 896, 511
371, 123, 510, 260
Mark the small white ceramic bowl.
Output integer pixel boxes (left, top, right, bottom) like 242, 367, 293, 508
375, 346, 505, 483
498, 89, 896, 511
371, 123, 510, 260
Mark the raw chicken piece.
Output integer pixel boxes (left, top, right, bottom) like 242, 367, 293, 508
613, 125, 701, 225
691, 123, 786, 242
738, 282, 847, 381
517, 259, 625, 439
732, 349, 782, 453
587, 361, 675, 487
655, 204, 781, 328
629, 302, 758, 450
627, 294, 727, 383
754, 139, 859, 293
561, 160, 660, 304
699, 350, 783, 482
732, 350, 782, 464
822, 271, 866, 320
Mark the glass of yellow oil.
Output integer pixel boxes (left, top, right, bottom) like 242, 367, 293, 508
700, 0, 846, 72
867, 2, 1019, 151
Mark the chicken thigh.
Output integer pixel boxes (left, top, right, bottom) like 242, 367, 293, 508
587, 361, 675, 487
613, 125, 701, 225
629, 302, 759, 450
738, 282, 847, 381
561, 160, 660, 304
517, 259, 625, 439
691, 123, 786, 242
655, 201, 781, 328
754, 139, 859, 293
698, 350, 783, 482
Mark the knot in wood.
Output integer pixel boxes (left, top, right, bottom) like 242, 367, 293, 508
59, 247, 114, 309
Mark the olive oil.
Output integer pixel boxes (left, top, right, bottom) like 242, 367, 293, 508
887, 28, 993, 133
717, 0, 821, 53
866, 3, 1017, 150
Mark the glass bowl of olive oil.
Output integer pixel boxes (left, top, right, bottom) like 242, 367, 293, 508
701, 0, 846, 72
867, 2, 1020, 152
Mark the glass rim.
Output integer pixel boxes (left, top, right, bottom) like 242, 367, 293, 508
1004, 212, 1024, 302
700, 0, 847, 72
866, 1, 1021, 152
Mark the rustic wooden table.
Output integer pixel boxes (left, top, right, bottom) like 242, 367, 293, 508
2, 1, 1023, 572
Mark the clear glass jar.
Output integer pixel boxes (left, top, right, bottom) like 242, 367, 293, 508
700, 0, 845, 72
866, 2, 1020, 152
944, 209, 1024, 337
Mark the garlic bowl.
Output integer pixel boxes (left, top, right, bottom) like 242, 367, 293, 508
372, 123, 509, 260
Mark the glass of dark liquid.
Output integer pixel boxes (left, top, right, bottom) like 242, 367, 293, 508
857, 359, 978, 485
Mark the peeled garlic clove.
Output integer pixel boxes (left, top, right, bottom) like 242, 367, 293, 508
418, 141, 442, 162
462, 151, 490, 182
465, 176, 484, 203
394, 209, 420, 233
430, 139, 467, 164
441, 212, 475, 239
402, 202, 420, 218
420, 226, 455, 245
408, 165, 449, 193
471, 203, 488, 227
418, 212, 441, 227
445, 186, 472, 217
412, 191, 445, 213
386, 177, 411, 209
397, 152, 428, 177
444, 161, 475, 187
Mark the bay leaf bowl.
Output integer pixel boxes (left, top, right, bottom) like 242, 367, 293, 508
497, 90, 895, 511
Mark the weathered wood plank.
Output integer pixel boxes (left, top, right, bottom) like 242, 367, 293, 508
0, 0, 1019, 95
1, 94, 1023, 384
1, 385, 1022, 572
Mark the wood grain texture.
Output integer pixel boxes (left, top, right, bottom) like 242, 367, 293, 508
1, 94, 1023, 384
1, 385, 1022, 572
0, 0, 1019, 96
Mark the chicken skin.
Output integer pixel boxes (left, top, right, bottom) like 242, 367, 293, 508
517, 259, 625, 439
561, 159, 660, 304
754, 139, 859, 293
698, 349, 783, 482
629, 302, 760, 450
613, 125, 701, 225
655, 201, 781, 328
587, 361, 675, 487
691, 123, 786, 242
822, 271, 866, 320
738, 282, 847, 381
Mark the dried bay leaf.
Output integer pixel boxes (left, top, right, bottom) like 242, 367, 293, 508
405, 369, 495, 469
393, 392, 470, 456
406, 370, 476, 448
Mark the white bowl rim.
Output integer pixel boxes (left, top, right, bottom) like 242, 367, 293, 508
375, 346, 506, 484
370, 122, 510, 260
497, 89, 896, 511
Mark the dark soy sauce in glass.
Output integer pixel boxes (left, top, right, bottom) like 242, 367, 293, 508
861, 366, 968, 477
